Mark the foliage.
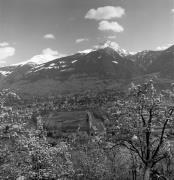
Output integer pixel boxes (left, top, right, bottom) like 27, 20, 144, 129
0, 124, 74, 179
71, 133, 132, 180
1, 83, 174, 180
109, 80, 174, 179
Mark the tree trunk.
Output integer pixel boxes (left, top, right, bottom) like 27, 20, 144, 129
132, 169, 137, 180
143, 166, 151, 180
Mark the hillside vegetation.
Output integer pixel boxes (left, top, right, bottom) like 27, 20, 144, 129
0, 81, 174, 179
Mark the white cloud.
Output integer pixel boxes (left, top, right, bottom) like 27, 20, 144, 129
29, 48, 65, 64
107, 35, 116, 39
171, 9, 174, 13
98, 20, 124, 32
42, 48, 59, 57
44, 34, 55, 39
156, 46, 167, 51
93, 41, 119, 50
156, 43, 172, 51
85, 6, 125, 20
76, 38, 89, 43
0, 41, 15, 65
0, 42, 9, 47
0, 47, 16, 61
19, 48, 65, 65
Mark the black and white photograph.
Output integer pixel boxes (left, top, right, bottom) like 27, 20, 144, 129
0, 0, 174, 179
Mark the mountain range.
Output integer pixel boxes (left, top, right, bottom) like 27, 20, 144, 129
0, 41, 174, 96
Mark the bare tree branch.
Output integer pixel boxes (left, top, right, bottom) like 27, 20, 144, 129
152, 154, 167, 167
151, 118, 169, 159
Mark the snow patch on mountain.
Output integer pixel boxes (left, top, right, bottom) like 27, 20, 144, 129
31, 65, 60, 72
78, 49, 94, 54
59, 61, 65, 64
60, 68, 74, 72
97, 56, 102, 59
72, 60, 78, 63
112, 61, 118, 64
49, 63, 56, 67
61, 65, 67, 68
0, 71, 12, 76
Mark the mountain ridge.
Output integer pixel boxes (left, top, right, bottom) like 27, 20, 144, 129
0, 43, 173, 96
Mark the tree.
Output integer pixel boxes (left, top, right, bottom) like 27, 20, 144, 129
0, 121, 74, 179
110, 80, 174, 180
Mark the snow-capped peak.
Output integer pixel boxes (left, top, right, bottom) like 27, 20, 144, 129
76, 41, 138, 57
94, 41, 137, 57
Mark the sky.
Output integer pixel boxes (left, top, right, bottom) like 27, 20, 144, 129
0, 0, 174, 66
